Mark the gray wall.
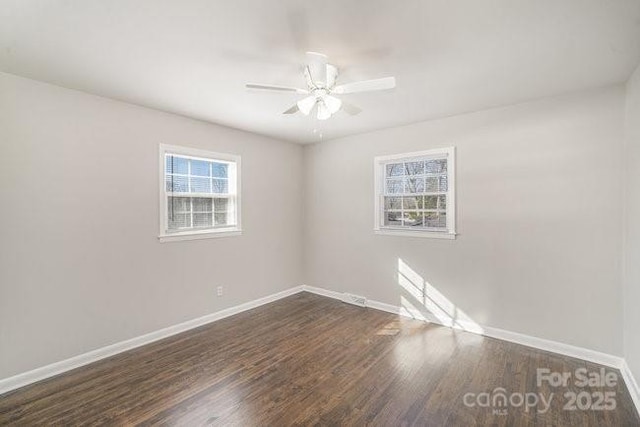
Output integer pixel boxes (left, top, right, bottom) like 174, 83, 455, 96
0, 72, 304, 379
303, 86, 626, 355
0, 70, 633, 381
624, 64, 640, 381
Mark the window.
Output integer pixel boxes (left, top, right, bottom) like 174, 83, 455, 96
159, 144, 241, 242
374, 147, 456, 239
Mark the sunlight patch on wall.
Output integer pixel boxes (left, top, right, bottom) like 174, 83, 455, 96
397, 258, 484, 334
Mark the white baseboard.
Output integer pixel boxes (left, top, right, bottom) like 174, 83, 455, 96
0, 285, 304, 395
301, 284, 639, 416
2, 283, 638, 418
301, 285, 342, 300
621, 360, 640, 413
302, 285, 623, 367
480, 326, 624, 368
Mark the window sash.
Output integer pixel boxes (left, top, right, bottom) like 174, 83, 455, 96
165, 195, 237, 231
165, 153, 232, 195
164, 194, 237, 233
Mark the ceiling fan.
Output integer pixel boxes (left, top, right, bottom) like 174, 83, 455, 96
246, 52, 396, 120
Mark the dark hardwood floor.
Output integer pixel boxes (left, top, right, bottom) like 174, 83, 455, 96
1, 292, 638, 426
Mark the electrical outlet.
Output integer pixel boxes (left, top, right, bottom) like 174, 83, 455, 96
216, 286, 223, 297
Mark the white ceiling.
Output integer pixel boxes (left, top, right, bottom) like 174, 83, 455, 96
1, 1, 640, 144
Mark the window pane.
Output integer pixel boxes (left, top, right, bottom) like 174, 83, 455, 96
192, 197, 212, 212
384, 196, 401, 210
190, 176, 211, 193
438, 195, 447, 209
191, 160, 211, 177
212, 163, 228, 178
402, 211, 423, 227
215, 212, 228, 226
386, 163, 405, 177
166, 155, 188, 174
424, 195, 438, 209
168, 213, 191, 230
168, 196, 190, 213
384, 211, 402, 226
386, 179, 404, 194
439, 175, 448, 192
193, 213, 213, 228
405, 161, 424, 176
404, 178, 424, 194
166, 175, 188, 192
424, 212, 446, 228
425, 159, 447, 174
213, 179, 228, 194
402, 196, 423, 210
425, 177, 439, 192
214, 198, 228, 212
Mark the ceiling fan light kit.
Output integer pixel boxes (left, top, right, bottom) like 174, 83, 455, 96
246, 52, 396, 121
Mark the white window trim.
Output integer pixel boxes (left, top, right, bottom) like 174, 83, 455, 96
158, 144, 242, 243
373, 147, 456, 240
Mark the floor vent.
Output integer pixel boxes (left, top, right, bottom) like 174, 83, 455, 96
342, 293, 367, 307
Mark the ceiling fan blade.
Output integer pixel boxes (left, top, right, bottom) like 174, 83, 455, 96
297, 95, 317, 116
326, 64, 338, 88
322, 95, 342, 114
341, 101, 362, 115
303, 66, 315, 88
246, 83, 308, 94
332, 77, 396, 94
283, 104, 299, 114
317, 100, 331, 120
306, 51, 328, 87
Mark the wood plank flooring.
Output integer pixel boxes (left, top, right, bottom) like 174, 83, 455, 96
0, 292, 638, 426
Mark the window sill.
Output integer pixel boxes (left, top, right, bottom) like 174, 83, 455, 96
374, 228, 457, 240
158, 228, 242, 243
